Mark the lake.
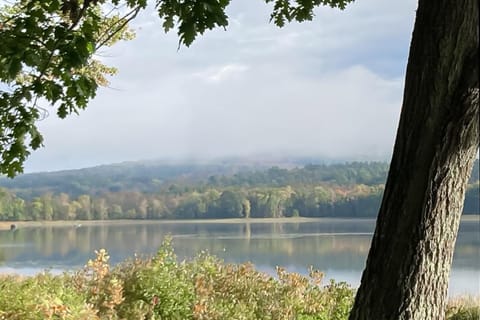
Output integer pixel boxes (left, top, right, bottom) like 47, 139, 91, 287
0, 218, 479, 296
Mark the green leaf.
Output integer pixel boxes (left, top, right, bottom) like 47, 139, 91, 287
29, 128, 44, 150
179, 22, 196, 46
7, 60, 22, 79
44, 82, 63, 102
48, 0, 61, 12
57, 103, 68, 119
86, 42, 95, 54
24, 52, 41, 67
163, 17, 175, 32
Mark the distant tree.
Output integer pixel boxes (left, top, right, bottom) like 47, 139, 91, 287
29, 197, 43, 220
146, 197, 166, 219
77, 194, 92, 220
242, 199, 251, 219
175, 196, 203, 219
93, 197, 108, 220
217, 190, 243, 218
68, 200, 81, 220
40, 193, 54, 220
0, 189, 25, 220
137, 197, 148, 219
109, 204, 123, 219
52, 193, 71, 220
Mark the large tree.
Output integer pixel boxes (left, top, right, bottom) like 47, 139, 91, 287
1, 0, 478, 318
349, 1, 479, 319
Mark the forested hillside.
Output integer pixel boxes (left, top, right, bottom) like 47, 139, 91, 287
0, 161, 262, 198
0, 160, 477, 221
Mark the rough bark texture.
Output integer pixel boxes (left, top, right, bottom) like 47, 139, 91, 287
349, 1, 479, 320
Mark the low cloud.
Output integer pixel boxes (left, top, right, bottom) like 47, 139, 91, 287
24, 0, 417, 172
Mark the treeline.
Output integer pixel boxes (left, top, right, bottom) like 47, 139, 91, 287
0, 184, 384, 221
0, 160, 478, 221
1, 183, 478, 221
205, 162, 390, 188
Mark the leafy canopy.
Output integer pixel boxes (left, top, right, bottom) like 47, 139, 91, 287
0, 0, 352, 177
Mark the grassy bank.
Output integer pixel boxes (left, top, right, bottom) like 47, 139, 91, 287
0, 238, 478, 320
0, 217, 330, 231
1, 215, 478, 231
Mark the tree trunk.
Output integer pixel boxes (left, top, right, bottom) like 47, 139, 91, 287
349, 1, 479, 319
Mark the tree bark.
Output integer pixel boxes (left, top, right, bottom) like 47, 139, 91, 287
349, 1, 479, 319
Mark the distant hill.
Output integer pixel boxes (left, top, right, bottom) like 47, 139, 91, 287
0, 157, 390, 199
0, 160, 277, 199
0, 158, 477, 199
0, 158, 477, 221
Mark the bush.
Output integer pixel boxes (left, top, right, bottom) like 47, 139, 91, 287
0, 238, 477, 320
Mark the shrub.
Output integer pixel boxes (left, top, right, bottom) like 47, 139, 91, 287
0, 238, 477, 320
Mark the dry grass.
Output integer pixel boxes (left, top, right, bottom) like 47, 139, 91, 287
446, 295, 480, 320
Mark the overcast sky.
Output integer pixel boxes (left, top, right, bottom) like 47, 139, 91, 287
24, 0, 418, 173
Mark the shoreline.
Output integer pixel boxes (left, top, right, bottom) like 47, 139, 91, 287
1, 215, 478, 231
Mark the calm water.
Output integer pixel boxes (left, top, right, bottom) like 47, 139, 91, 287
1, 219, 479, 296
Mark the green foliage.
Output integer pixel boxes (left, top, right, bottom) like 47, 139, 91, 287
266, 0, 353, 27
0, 273, 95, 319
156, 0, 355, 46
217, 190, 244, 218
157, 0, 231, 47
0, 239, 476, 319
0, 238, 354, 319
0, 0, 141, 177
211, 162, 391, 187
0, 161, 478, 221
123, 240, 195, 318
0, 161, 392, 197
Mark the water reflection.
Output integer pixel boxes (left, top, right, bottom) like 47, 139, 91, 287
0, 219, 479, 295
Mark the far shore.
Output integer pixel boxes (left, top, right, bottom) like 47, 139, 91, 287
1, 215, 478, 231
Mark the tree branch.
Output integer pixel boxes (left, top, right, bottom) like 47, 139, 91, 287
95, 6, 141, 50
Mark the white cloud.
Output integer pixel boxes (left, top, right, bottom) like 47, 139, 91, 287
182, 64, 403, 159
194, 64, 250, 83
23, 0, 418, 172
